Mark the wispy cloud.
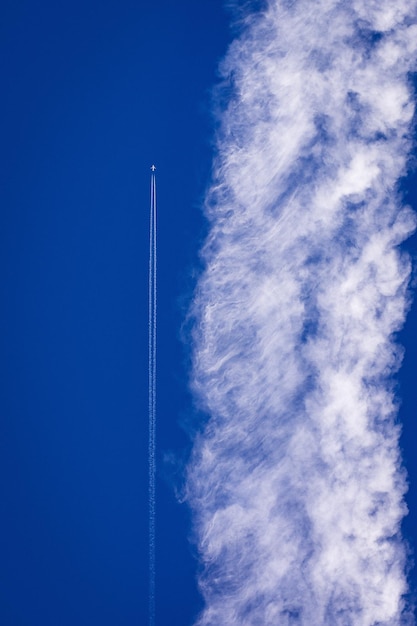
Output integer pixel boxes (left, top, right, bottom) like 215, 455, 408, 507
186, 1, 417, 624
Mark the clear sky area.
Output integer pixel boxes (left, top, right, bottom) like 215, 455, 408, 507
2, 1, 417, 625
1, 1, 230, 624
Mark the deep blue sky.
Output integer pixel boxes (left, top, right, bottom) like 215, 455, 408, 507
0, 2, 230, 624
1, 2, 417, 625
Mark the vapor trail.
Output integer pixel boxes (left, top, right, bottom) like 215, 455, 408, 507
148, 170, 156, 626
186, 1, 417, 624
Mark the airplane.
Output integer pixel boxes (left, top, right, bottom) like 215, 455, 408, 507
151, 165, 156, 171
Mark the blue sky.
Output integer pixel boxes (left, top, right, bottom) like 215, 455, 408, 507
0, 1, 230, 624
2, 1, 417, 625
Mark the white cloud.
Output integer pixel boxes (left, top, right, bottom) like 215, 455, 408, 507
186, 1, 417, 624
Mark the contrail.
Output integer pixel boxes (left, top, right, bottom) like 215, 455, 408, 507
186, 1, 417, 625
148, 166, 157, 626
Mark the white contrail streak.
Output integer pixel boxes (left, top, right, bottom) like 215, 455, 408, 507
148, 170, 157, 626
186, 1, 417, 625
